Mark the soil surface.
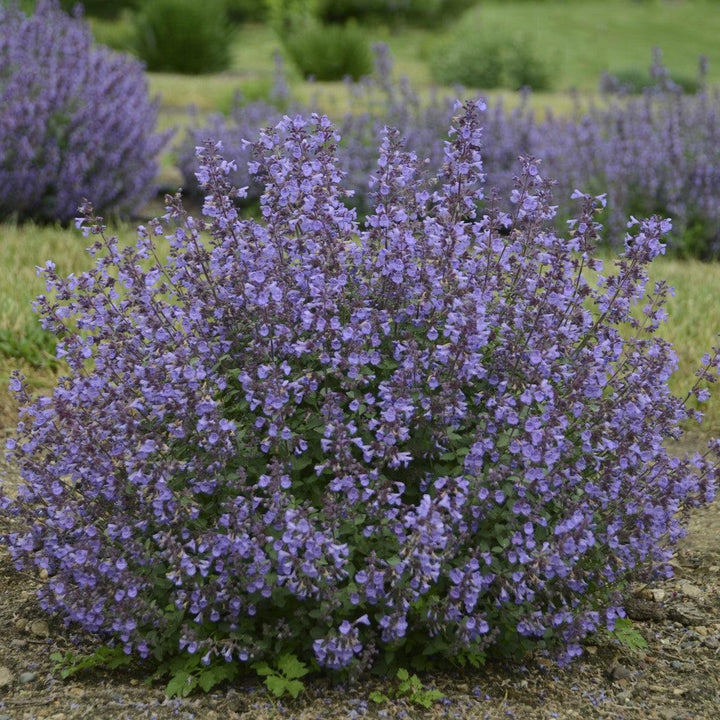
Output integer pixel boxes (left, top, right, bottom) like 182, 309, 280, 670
2, 451, 720, 720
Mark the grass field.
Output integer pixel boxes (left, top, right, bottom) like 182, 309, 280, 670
133, 0, 720, 118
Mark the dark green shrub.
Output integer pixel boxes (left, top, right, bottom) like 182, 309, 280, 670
61, 0, 138, 17
505, 36, 553, 91
430, 28, 553, 91
227, 0, 268, 22
134, 0, 232, 74
430, 32, 504, 89
318, 0, 475, 27
285, 21, 372, 81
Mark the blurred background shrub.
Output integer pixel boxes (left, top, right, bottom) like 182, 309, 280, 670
0, 0, 169, 223
316, 0, 475, 27
430, 25, 553, 90
284, 21, 373, 80
134, 0, 232, 74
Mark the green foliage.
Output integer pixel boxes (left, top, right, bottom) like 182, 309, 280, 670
369, 668, 446, 709
266, 0, 319, 37
0, 326, 58, 370
430, 27, 553, 90
159, 653, 241, 698
50, 646, 133, 679
609, 618, 648, 650
227, 0, 269, 23
284, 21, 372, 81
430, 31, 504, 89
601, 66, 702, 95
505, 35, 553, 90
252, 654, 310, 699
60, 0, 139, 18
134, 0, 232, 74
87, 14, 137, 52
317, 0, 475, 27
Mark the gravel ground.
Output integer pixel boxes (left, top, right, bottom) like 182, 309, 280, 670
2, 454, 720, 719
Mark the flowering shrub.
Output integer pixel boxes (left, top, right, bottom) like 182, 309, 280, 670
0, 1, 168, 224
2, 102, 719, 685
177, 48, 720, 257
177, 45, 453, 212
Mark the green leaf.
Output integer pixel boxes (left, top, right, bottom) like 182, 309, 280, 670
285, 678, 305, 698
198, 663, 237, 693
165, 670, 191, 698
265, 674, 289, 698
252, 661, 275, 677
277, 653, 309, 680
369, 690, 389, 704
412, 689, 445, 708
610, 618, 648, 649
396, 667, 410, 681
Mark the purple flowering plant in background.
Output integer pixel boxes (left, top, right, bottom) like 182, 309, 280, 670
178, 46, 720, 258
2, 101, 720, 686
0, 0, 170, 223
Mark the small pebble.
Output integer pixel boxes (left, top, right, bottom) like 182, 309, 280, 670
11, 639, 28, 649
29, 619, 50, 637
18, 671, 37, 684
609, 662, 632, 681
694, 625, 708, 636
39, 568, 49, 580
0, 666, 13, 688
680, 582, 702, 599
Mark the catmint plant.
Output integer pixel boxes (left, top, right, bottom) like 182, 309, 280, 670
2, 102, 719, 682
177, 47, 720, 257
0, 0, 170, 223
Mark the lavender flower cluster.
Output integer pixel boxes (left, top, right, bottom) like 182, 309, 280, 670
2, 103, 719, 675
0, 1, 169, 223
178, 47, 720, 257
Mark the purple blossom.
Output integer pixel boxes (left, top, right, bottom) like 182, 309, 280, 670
1, 102, 718, 678
0, 1, 170, 223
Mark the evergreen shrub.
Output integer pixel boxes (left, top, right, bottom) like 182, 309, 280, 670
0, 0, 169, 223
2, 102, 719, 685
134, 0, 232, 74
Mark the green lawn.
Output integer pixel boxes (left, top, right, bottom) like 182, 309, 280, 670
136, 1, 720, 143
442, 0, 720, 92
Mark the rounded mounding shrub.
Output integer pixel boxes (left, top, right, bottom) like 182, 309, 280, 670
2, 103, 719, 682
284, 21, 373, 81
0, 0, 170, 224
134, 0, 232, 75
430, 32, 505, 89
